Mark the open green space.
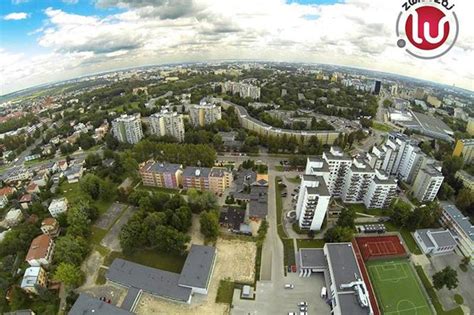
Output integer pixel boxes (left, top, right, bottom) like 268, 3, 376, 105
60, 181, 116, 215
296, 239, 325, 249
285, 175, 301, 184
367, 259, 433, 315
135, 184, 185, 195
372, 121, 393, 132
104, 249, 187, 274
216, 279, 235, 304
414, 266, 464, 315
344, 203, 387, 217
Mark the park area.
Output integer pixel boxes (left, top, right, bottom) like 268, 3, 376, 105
367, 259, 433, 315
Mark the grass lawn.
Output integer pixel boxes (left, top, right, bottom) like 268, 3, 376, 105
274, 165, 284, 172
415, 265, 464, 315
60, 181, 116, 215
215, 279, 235, 304
285, 175, 301, 184
96, 267, 108, 285
367, 259, 432, 315
385, 222, 422, 255
344, 203, 387, 217
372, 121, 393, 132
296, 239, 325, 249
136, 184, 185, 195
104, 249, 187, 274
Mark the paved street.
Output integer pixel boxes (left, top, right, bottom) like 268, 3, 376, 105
100, 206, 137, 252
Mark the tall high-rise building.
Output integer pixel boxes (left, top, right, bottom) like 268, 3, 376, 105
453, 139, 474, 164
295, 175, 331, 231
112, 114, 143, 144
149, 110, 185, 142
373, 80, 381, 95
189, 102, 222, 127
341, 159, 375, 204
391, 84, 398, 96
412, 165, 444, 202
363, 170, 398, 209
467, 118, 474, 136
322, 147, 352, 197
221, 81, 260, 100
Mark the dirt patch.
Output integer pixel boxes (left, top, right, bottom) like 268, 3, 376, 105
134, 239, 257, 315
80, 250, 104, 288
188, 214, 205, 246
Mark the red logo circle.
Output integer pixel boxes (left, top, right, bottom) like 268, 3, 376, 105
405, 6, 450, 50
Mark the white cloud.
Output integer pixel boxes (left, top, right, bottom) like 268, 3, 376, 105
2, 0, 473, 94
62, 0, 79, 4
3, 12, 29, 20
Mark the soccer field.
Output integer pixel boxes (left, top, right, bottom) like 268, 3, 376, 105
367, 259, 433, 315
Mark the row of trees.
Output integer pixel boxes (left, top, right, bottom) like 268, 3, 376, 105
389, 200, 441, 231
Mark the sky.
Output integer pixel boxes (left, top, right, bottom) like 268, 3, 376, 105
0, 0, 473, 95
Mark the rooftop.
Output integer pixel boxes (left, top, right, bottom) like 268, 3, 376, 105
69, 293, 133, 315
26, 234, 52, 261
209, 167, 228, 178
299, 249, 327, 268
183, 167, 211, 178
141, 161, 182, 174
440, 202, 474, 241
178, 245, 216, 289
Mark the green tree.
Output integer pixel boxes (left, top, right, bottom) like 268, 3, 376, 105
337, 208, 356, 229
455, 188, 474, 215
54, 235, 90, 266
67, 206, 91, 238
432, 266, 458, 290
54, 263, 84, 288
200, 210, 220, 240
324, 226, 354, 243
187, 189, 218, 213
80, 173, 101, 200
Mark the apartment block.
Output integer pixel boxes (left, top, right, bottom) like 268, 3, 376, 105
453, 139, 474, 164
139, 161, 183, 189
455, 170, 474, 190
182, 167, 211, 191
295, 175, 331, 231
322, 146, 352, 197
209, 167, 233, 194
189, 102, 222, 127
341, 159, 375, 204
412, 165, 444, 202
112, 114, 143, 144
221, 81, 261, 100
149, 110, 185, 142
363, 170, 398, 209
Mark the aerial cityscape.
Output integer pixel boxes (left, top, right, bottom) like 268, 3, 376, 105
0, 1, 473, 315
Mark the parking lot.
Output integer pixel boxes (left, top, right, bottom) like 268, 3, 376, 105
232, 272, 330, 315
94, 202, 127, 230
100, 206, 136, 252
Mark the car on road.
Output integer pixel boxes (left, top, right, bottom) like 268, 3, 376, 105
298, 302, 308, 307
284, 284, 294, 289
299, 306, 308, 311
288, 313, 296, 315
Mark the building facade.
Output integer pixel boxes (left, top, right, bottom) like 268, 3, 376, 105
452, 139, 474, 164
295, 175, 331, 231
149, 110, 185, 142
209, 167, 233, 194
189, 103, 222, 127
21, 266, 48, 294
26, 234, 55, 267
411, 165, 444, 202
139, 161, 183, 189
112, 114, 144, 144
363, 170, 398, 209
48, 197, 68, 217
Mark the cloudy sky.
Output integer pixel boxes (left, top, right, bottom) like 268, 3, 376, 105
0, 0, 473, 95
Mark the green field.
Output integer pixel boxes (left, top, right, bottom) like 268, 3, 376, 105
367, 259, 432, 315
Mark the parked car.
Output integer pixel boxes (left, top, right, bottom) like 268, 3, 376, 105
288, 313, 296, 315
298, 302, 308, 307
321, 286, 327, 298
300, 306, 308, 311
284, 284, 294, 289
287, 265, 292, 273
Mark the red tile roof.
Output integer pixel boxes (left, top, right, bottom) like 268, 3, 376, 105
0, 187, 15, 196
26, 234, 52, 261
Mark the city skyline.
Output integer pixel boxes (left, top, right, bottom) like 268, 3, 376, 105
1, 0, 473, 95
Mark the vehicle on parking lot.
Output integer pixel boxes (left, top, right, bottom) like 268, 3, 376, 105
299, 306, 307, 311
288, 312, 296, 315
284, 284, 294, 289
287, 265, 292, 273
321, 286, 327, 298
300, 312, 307, 315
298, 302, 308, 307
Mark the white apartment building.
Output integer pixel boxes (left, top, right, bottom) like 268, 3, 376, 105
112, 114, 143, 144
149, 110, 185, 142
295, 175, 331, 231
322, 147, 352, 197
363, 170, 398, 209
439, 202, 474, 263
341, 159, 375, 204
221, 81, 261, 100
189, 102, 222, 127
48, 197, 68, 217
412, 165, 444, 202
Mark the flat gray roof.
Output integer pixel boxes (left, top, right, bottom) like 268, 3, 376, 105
441, 202, 474, 241
120, 287, 141, 312
430, 230, 457, 248
306, 176, 330, 196
338, 293, 370, 315
299, 249, 327, 268
69, 293, 133, 315
325, 243, 361, 289
107, 259, 192, 302
183, 167, 211, 178
416, 229, 435, 248
178, 245, 216, 289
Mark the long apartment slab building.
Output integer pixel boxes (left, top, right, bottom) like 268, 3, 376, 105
221, 81, 261, 100
139, 161, 232, 194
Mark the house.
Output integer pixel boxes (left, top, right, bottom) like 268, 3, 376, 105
0, 194, 8, 208
69, 293, 133, 315
106, 244, 216, 304
414, 229, 457, 255
4, 310, 36, 315
0, 186, 16, 198
40, 218, 60, 238
64, 165, 83, 183
31, 173, 48, 187
219, 206, 247, 233
26, 183, 40, 194
4, 209, 23, 227
48, 198, 68, 217
19, 194, 33, 209
20, 266, 48, 294
1, 166, 32, 183
57, 160, 68, 172
25, 234, 55, 267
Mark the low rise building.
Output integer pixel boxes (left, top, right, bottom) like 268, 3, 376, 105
20, 266, 48, 294
414, 228, 457, 255
26, 234, 55, 267
40, 218, 60, 238
0, 194, 8, 208
4, 208, 23, 227
64, 165, 84, 183
69, 293, 133, 315
48, 198, 68, 217
455, 170, 474, 190
19, 194, 33, 209
439, 202, 474, 262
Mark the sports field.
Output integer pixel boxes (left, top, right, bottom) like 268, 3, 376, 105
367, 259, 433, 315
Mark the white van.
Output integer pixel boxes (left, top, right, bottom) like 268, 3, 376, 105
320, 286, 327, 298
